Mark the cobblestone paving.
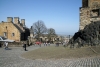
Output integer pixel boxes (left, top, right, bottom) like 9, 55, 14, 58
0, 45, 100, 67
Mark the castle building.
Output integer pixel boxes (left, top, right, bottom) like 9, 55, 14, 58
0, 17, 30, 42
79, 0, 100, 30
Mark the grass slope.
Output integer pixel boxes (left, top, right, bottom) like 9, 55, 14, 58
22, 46, 100, 60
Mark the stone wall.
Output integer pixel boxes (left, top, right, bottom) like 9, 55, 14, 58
0, 22, 21, 42
89, 0, 100, 8
79, 0, 100, 30
80, 7, 91, 30
8, 41, 28, 47
0, 41, 28, 47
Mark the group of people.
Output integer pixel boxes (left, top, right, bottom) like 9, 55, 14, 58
44, 42, 50, 46
3, 41, 27, 51
3, 41, 66, 51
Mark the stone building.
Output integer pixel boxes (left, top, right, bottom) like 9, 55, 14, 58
79, 0, 100, 30
39, 34, 58, 43
28, 26, 63, 44
0, 17, 30, 42
28, 26, 35, 44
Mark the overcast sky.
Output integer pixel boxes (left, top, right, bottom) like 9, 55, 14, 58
0, 0, 82, 35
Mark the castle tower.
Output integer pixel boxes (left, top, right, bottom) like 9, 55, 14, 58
7, 17, 13, 22
14, 17, 20, 24
21, 19, 25, 27
79, 0, 100, 30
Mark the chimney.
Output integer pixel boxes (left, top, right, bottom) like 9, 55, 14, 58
14, 17, 20, 24
7, 17, 13, 22
21, 19, 25, 27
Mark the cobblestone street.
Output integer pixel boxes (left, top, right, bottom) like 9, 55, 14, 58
0, 45, 100, 67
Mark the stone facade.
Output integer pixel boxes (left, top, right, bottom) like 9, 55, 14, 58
79, 0, 100, 30
28, 26, 35, 44
0, 17, 30, 42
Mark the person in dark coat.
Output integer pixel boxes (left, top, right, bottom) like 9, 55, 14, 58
24, 43, 26, 51
23, 42, 27, 51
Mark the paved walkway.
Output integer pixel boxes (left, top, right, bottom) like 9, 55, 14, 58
0, 45, 100, 67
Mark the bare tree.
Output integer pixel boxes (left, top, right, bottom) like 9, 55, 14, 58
32, 20, 47, 41
47, 28, 57, 42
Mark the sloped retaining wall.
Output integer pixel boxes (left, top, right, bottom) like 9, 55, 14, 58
0, 41, 27, 47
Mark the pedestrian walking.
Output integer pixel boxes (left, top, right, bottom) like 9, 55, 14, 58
24, 43, 27, 51
22, 42, 27, 51
46, 42, 47, 46
48, 43, 50, 46
4, 42, 8, 50
44, 42, 46, 46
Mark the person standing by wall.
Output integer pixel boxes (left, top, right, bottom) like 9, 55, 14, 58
4, 42, 8, 50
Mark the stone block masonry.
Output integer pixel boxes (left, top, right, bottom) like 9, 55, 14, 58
79, 0, 100, 30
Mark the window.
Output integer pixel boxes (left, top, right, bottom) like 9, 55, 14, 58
12, 33, 15, 36
90, 9, 99, 17
57, 38, 59, 41
4, 32, 7, 37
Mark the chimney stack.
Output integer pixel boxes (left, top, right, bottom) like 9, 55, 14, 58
7, 17, 13, 22
21, 19, 25, 27
14, 17, 20, 24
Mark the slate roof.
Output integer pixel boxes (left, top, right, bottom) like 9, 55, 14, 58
13, 24, 24, 33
